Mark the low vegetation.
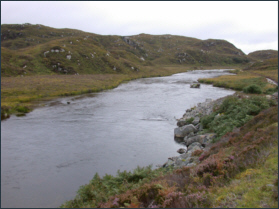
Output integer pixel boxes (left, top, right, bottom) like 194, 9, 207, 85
1, 65, 201, 119
198, 58, 278, 94
201, 95, 275, 140
61, 95, 278, 208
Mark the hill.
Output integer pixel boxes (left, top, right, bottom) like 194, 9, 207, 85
1, 23, 250, 77
248, 50, 278, 61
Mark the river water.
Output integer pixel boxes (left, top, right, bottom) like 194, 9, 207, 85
1, 70, 235, 208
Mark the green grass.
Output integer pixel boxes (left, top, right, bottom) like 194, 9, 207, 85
198, 58, 278, 93
212, 144, 278, 208
200, 95, 275, 140
60, 96, 278, 208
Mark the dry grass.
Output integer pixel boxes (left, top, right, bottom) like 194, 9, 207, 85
1, 65, 198, 115
198, 72, 276, 91
253, 70, 278, 82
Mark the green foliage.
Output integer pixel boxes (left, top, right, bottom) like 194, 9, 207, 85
60, 165, 172, 208
15, 105, 30, 113
201, 95, 273, 140
243, 84, 262, 94
61, 104, 278, 208
265, 87, 278, 95
1, 23, 250, 77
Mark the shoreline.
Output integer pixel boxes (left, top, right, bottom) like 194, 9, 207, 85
159, 95, 228, 169
1, 66, 236, 120
160, 90, 278, 169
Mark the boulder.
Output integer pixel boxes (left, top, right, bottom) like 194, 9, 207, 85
177, 120, 187, 127
177, 148, 187, 154
184, 135, 204, 146
187, 143, 202, 154
184, 133, 216, 147
174, 124, 197, 138
190, 83, 200, 88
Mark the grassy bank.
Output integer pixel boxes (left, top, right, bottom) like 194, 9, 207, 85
198, 58, 278, 94
1, 64, 236, 119
61, 95, 278, 208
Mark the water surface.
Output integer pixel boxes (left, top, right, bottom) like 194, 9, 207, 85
1, 70, 235, 208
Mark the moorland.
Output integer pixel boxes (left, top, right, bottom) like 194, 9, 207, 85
1, 23, 278, 208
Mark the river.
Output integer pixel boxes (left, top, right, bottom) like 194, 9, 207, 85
1, 69, 235, 208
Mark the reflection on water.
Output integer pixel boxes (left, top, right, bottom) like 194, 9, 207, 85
1, 70, 235, 208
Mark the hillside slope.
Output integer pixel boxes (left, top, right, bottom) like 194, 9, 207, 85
248, 50, 278, 61
1, 23, 250, 76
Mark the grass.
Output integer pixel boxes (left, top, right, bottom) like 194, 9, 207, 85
212, 145, 278, 208
1, 65, 182, 117
60, 96, 278, 208
1, 64, 239, 119
198, 70, 277, 92
198, 58, 278, 93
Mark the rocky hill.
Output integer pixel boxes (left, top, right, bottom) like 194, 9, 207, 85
1, 23, 251, 76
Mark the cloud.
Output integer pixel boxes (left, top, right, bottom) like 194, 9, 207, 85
1, 1, 278, 54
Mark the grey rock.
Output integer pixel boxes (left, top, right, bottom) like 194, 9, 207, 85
188, 142, 202, 151
184, 135, 203, 146
192, 117, 200, 125
177, 148, 187, 154
190, 83, 200, 88
174, 124, 197, 138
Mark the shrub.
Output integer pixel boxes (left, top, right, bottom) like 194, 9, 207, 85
15, 105, 30, 113
200, 95, 272, 140
243, 84, 262, 94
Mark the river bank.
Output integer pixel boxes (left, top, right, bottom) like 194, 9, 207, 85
1, 65, 238, 120
61, 90, 278, 208
160, 91, 278, 169
2, 69, 237, 208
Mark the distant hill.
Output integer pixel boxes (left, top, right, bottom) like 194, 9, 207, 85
248, 50, 278, 61
0, 23, 260, 76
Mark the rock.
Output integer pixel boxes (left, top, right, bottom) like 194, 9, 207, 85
174, 124, 197, 138
188, 142, 202, 151
184, 135, 203, 146
190, 83, 200, 88
184, 133, 216, 147
66, 55, 71, 60
44, 51, 49, 57
177, 120, 187, 127
192, 117, 200, 125
177, 148, 187, 154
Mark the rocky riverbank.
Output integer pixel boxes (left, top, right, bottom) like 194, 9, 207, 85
159, 96, 225, 168
160, 92, 278, 169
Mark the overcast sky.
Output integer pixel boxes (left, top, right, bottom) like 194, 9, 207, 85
1, 1, 278, 54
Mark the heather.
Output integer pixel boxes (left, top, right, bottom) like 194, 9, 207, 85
61, 95, 278, 208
